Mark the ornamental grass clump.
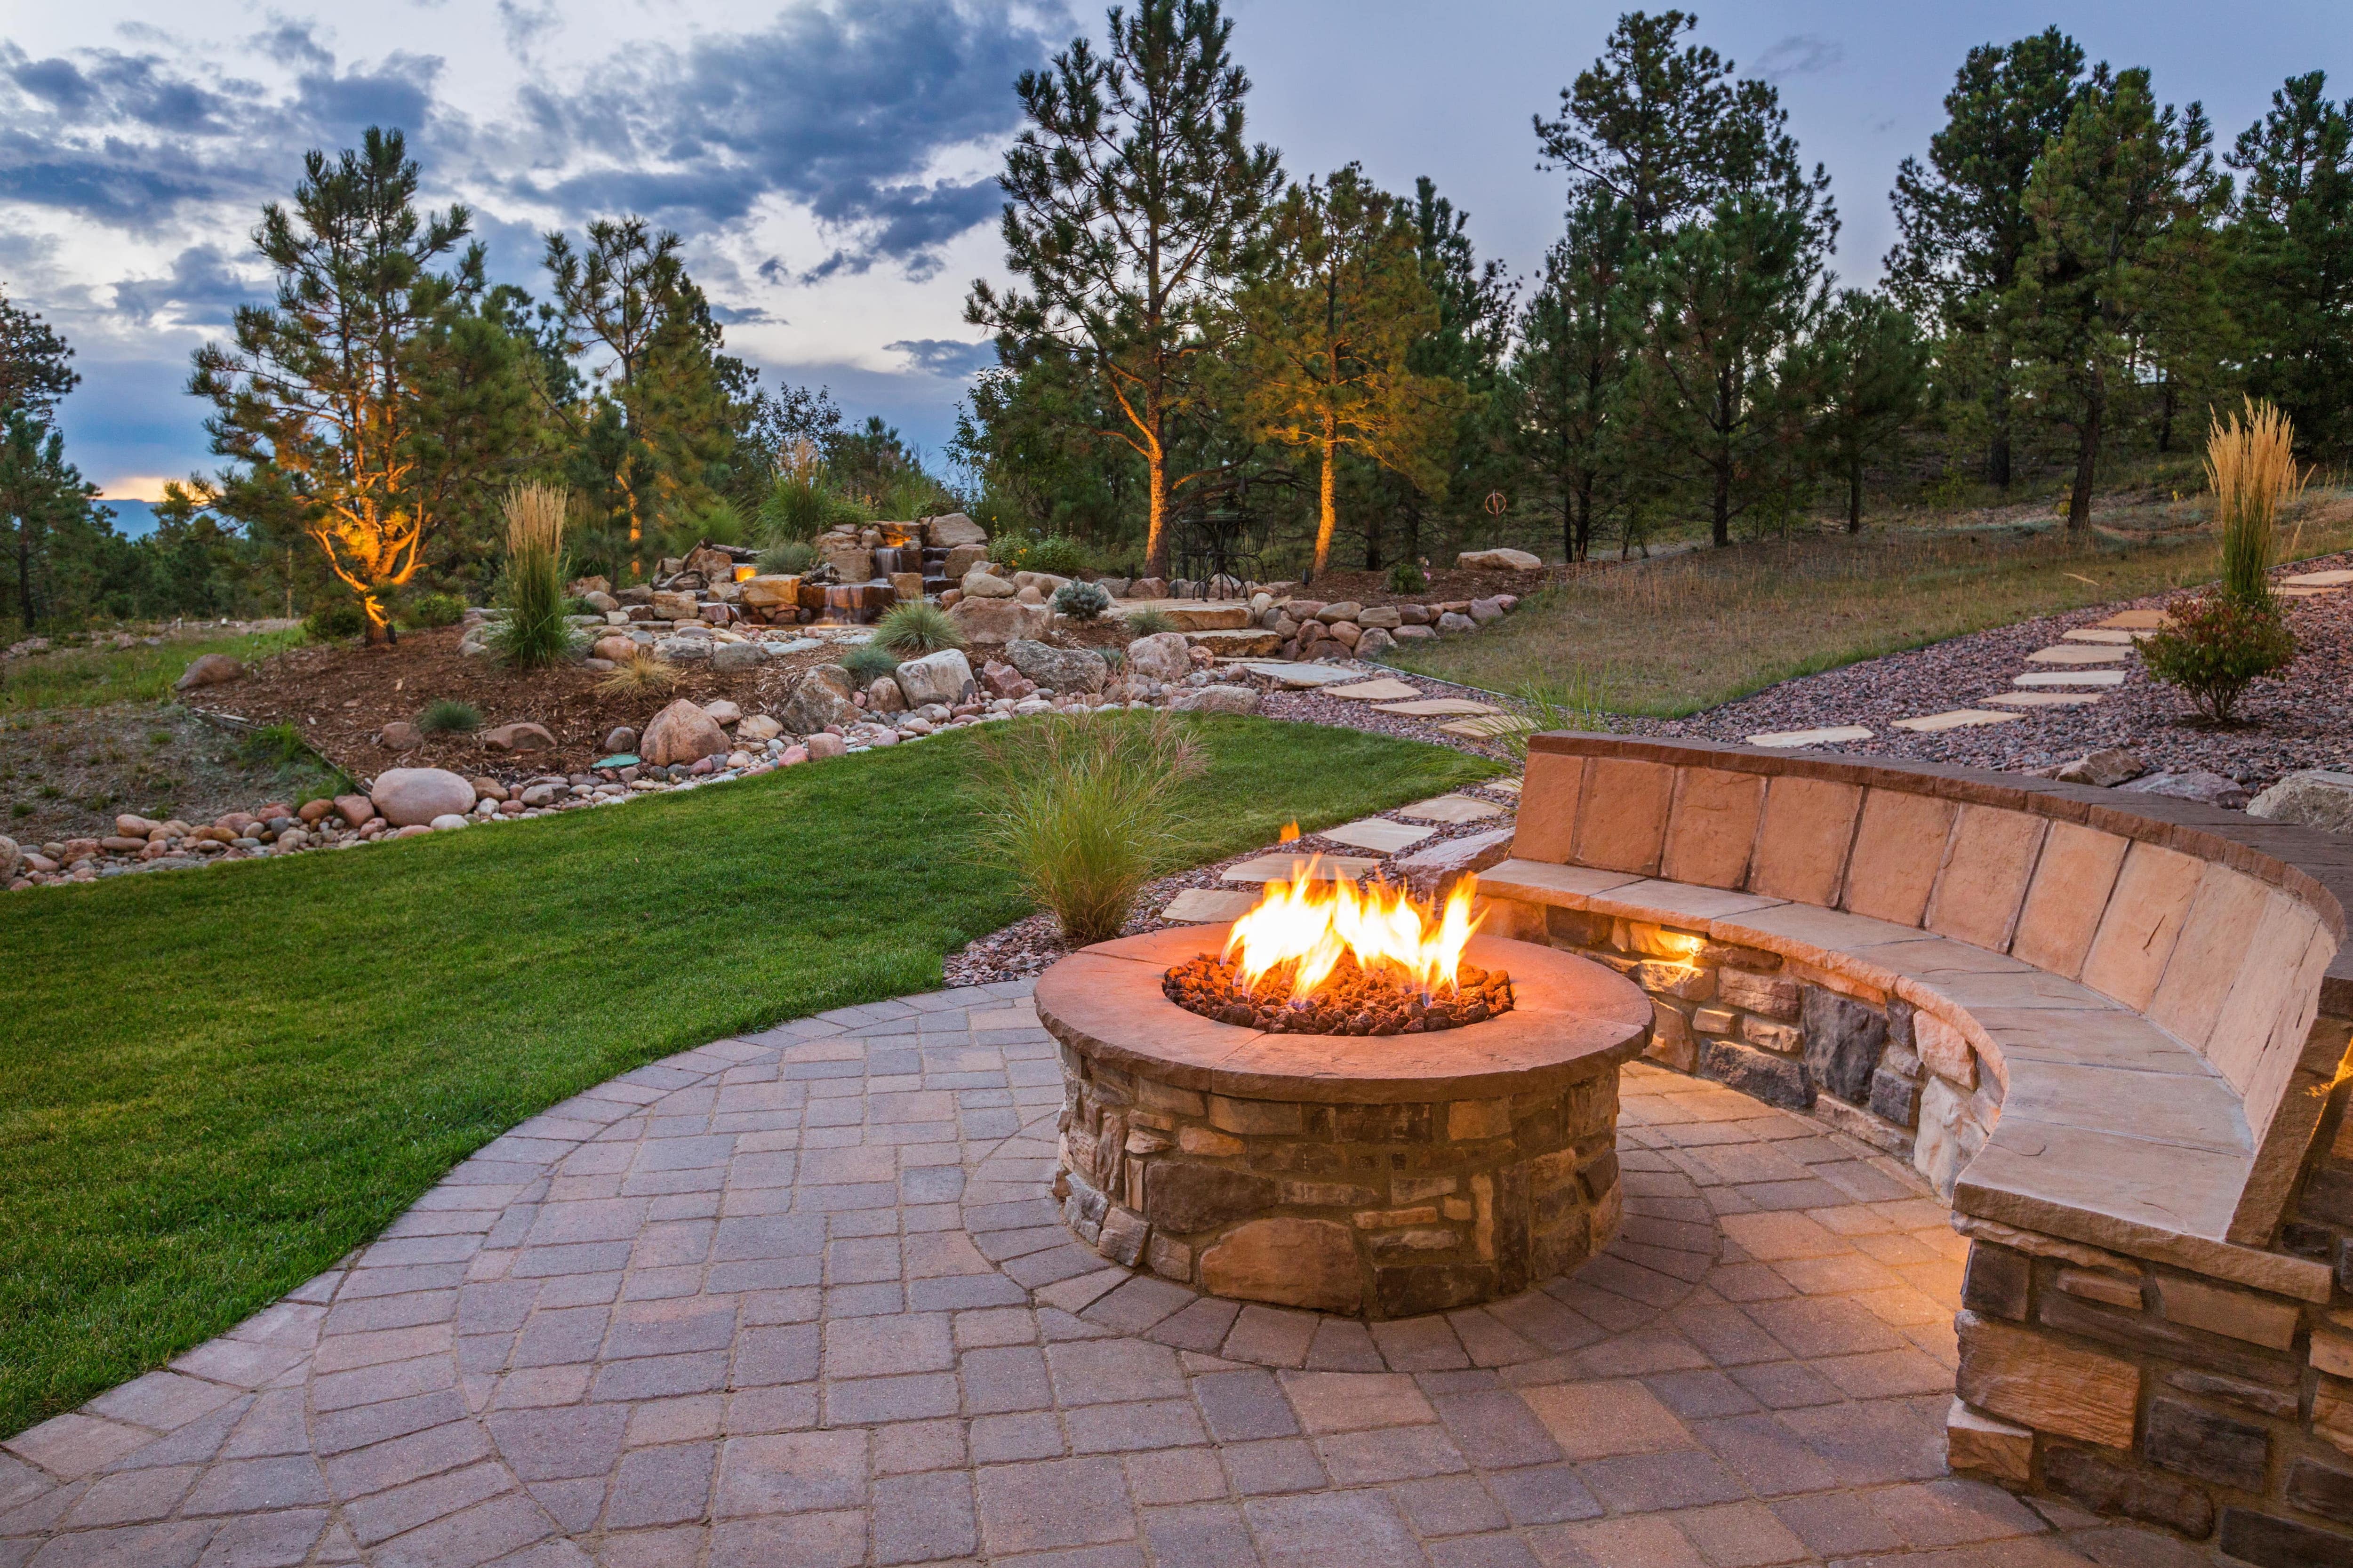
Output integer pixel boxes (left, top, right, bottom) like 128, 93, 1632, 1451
2209, 398, 2309, 607
873, 600, 967, 655
597, 648, 679, 697
489, 485, 583, 670
973, 709, 1205, 946
417, 699, 480, 734
841, 642, 903, 687
1123, 606, 1176, 636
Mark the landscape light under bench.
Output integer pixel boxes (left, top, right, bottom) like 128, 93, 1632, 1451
1035, 874, 1655, 1319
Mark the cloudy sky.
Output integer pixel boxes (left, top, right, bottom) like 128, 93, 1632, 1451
6, 0, 2347, 505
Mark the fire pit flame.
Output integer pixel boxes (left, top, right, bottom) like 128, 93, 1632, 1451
1224, 863, 1485, 1002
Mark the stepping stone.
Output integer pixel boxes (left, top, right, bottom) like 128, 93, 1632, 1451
1984, 691, 2104, 707
2093, 609, 2168, 629
1746, 725, 1873, 748
1373, 697, 1503, 717
1439, 716, 1528, 738
1242, 662, 1365, 688
1324, 678, 1425, 702
1891, 708, 2023, 733
1160, 887, 1262, 923
2014, 670, 2126, 687
2283, 569, 2353, 586
1485, 778, 1522, 797
2276, 585, 2343, 597
2026, 644, 2130, 664
1397, 794, 1507, 824
2063, 629, 2145, 644
1315, 817, 1438, 853
1221, 853, 1380, 885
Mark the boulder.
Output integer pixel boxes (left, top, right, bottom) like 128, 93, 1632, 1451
947, 597, 1052, 644
712, 640, 761, 672
1157, 602, 1251, 631
482, 722, 556, 754
175, 653, 244, 691
428, 814, 470, 832
1469, 597, 1507, 624
1126, 576, 1168, 599
778, 666, 861, 734
380, 721, 424, 752
1005, 639, 1109, 694
2248, 769, 2353, 833
654, 636, 711, 663
1327, 621, 1361, 648
0, 834, 17, 881
1398, 603, 1433, 626
568, 575, 612, 598
603, 727, 639, 754
1012, 571, 1072, 596
1096, 576, 1131, 598
736, 574, 801, 608
1125, 631, 1193, 684
925, 512, 989, 549
737, 715, 783, 742
821, 541, 878, 581
1357, 605, 1402, 630
1393, 624, 1437, 642
683, 545, 736, 582
2056, 747, 2148, 787
981, 661, 1036, 699
867, 675, 907, 713
889, 571, 926, 603
1355, 626, 1397, 657
1314, 601, 1363, 624
1456, 547, 1543, 571
1437, 611, 1477, 635
943, 544, 991, 580
371, 767, 477, 828
896, 648, 977, 706
579, 590, 619, 613
2117, 770, 2251, 810
702, 699, 743, 727
1015, 584, 1047, 606
1168, 684, 1262, 715
334, 793, 377, 826
591, 634, 638, 663
650, 590, 699, 621
806, 732, 848, 760
641, 698, 731, 765
960, 568, 1017, 599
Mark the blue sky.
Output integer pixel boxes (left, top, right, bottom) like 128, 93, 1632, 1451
5, 0, 2346, 511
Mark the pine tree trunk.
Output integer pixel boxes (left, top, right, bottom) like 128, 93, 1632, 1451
2067, 376, 2105, 532
1711, 460, 1731, 548
16, 519, 32, 629
1144, 442, 1170, 581
1988, 351, 2014, 490
1848, 462, 1864, 532
1313, 414, 1338, 576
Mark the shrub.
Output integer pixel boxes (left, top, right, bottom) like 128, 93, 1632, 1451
302, 600, 368, 643
1003, 533, 1090, 577
489, 484, 583, 670
2141, 592, 2296, 724
400, 591, 467, 629
1123, 606, 1175, 636
757, 539, 816, 576
597, 648, 680, 698
873, 600, 967, 655
1387, 560, 1428, 594
1051, 580, 1112, 621
841, 642, 903, 687
417, 699, 480, 734
972, 709, 1205, 945
2207, 397, 2308, 605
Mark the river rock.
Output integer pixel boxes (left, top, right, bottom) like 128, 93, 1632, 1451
1437, 611, 1477, 635
371, 768, 477, 828
2248, 768, 2353, 833
591, 634, 637, 663
428, 814, 470, 832
712, 640, 761, 672
868, 675, 907, 713
0, 835, 17, 880
2117, 770, 2251, 810
604, 727, 639, 754
896, 648, 977, 707
1456, 548, 1543, 571
175, 653, 245, 691
334, 793, 376, 826
655, 636, 711, 663
482, 722, 555, 753
806, 732, 848, 760
1169, 684, 1261, 715
702, 699, 743, 727
1356, 626, 1397, 656
1469, 597, 1507, 624
1125, 631, 1192, 683
737, 714, 783, 742
641, 699, 731, 765
961, 568, 1017, 598
948, 597, 1052, 644
1126, 576, 1168, 599
380, 721, 424, 752
778, 665, 861, 733
1005, 639, 1109, 693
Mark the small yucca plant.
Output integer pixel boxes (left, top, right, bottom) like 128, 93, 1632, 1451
972, 710, 1205, 946
491, 485, 583, 670
874, 600, 967, 654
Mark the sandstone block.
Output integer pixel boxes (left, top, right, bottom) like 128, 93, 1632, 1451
2045, 1446, 2214, 1538
1842, 789, 1957, 926
1199, 1218, 1361, 1313
1446, 1099, 1512, 1141
1455, 548, 1542, 571
1956, 1309, 2141, 1448
1749, 776, 1863, 905
1925, 805, 2046, 950
1719, 969, 1800, 1019
1945, 1399, 2033, 1484
1661, 768, 1765, 889
2158, 1275, 2300, 1351
2144, 1397, 2268, 1491
1206, 1096, 1303, 1136
2057, 1268, 2145, 1310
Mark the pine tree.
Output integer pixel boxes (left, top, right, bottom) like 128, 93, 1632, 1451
0, 413, 101, 629
968, 0, 1281, 579
191, 127, 472, 642
1799, 291, 1929, 530
1885, 28, 2088, 490
0, 288, 77, 422
2010, 69, 2221, 530
1391, 177, 1514, 568
2225, 72, 2353, 456
1510, 194, 1638, 562
1234, 166, 1463, 575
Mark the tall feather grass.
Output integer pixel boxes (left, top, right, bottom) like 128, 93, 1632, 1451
490, 485, 583, 670
2209, 398, 2310, 606
972, 710, 1205, 945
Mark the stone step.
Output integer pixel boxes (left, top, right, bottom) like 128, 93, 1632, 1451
2063, 628, 2149, 644
1396, 794, 1508, 824
1983, 692, 2103, 708
1746, 725, 1873, 748
1323, 678, 1424, 702
1159, 887, 1261, 923
2283, 568, 2353, 586
1313, 817, 1440, 854
1892, 709, 2024, 733
2014, 670, 2126, 688
2027, 645, 2131, 664
1219, 852, 1381, 884
1371, 697, 1501, 717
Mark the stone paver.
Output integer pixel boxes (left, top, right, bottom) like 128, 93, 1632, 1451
1373, 698, 1504, 718
1982, 691, 2103, 707
1745, 725, 1874, 748
1314, 817, 1440, 854
2012, 669, 2126, 687
2024, 644, 2131, 664
0, 984, 2192, 1565
1323, 679, 1426, 702
1889, 709, 2021, 733
2284, 568, 2353, 586
1221, 853, 1383, 884
1160, 888, 1264, 923
1395, 795, 1507, 824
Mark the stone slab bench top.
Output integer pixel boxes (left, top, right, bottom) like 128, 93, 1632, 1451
1477, 855, 2332, 1304
1034, 925, 1653, 1104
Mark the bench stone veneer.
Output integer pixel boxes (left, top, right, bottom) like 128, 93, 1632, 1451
1472, 734, 2353, 1563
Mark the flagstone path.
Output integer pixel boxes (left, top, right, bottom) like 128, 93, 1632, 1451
0, 987, 2197, 1567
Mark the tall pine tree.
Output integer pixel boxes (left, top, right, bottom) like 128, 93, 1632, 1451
2226, 72, 2353, 456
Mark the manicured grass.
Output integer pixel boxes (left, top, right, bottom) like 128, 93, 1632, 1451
1392, 504, 2353, 717
1, 629, 307, 715
0, 716, 1490, 1438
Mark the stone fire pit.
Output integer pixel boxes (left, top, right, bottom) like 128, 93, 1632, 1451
1035, 924, 1653, 1319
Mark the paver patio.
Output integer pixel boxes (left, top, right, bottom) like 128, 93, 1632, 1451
0, 985, 2200, 1567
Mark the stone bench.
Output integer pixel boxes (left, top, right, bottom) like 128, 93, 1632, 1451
1475, 734, 2353, 1563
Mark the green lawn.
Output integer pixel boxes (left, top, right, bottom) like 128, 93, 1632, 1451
0, 715, 1490, 1438
1, 628, 306, 715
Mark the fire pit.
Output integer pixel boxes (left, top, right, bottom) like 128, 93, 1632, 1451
1035, 875, 1652, 1319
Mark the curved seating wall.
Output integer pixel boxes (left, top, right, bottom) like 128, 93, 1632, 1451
1476, 735, 2353, 1558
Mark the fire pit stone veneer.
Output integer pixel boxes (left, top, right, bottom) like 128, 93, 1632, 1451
1035, 924, 1653, 1319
